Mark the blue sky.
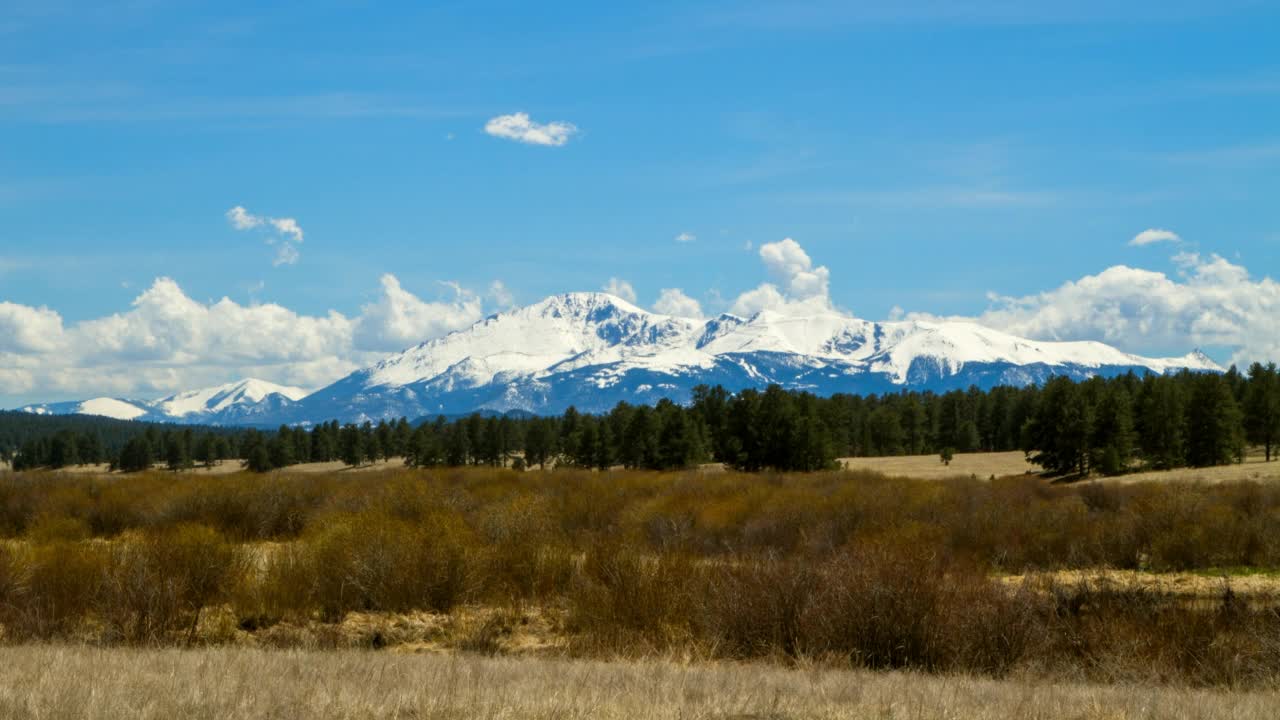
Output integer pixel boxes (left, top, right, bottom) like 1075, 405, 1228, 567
2, 1, 1280, 405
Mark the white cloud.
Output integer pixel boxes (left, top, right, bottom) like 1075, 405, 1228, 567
268, 216, 304, 243
965, 252, 1280, 365
226, 205, 305, 266
353, 275, 485, 352
729, 283, 788, 316
226, 205, 262, 230
1130, 228, 1182, 246
759, 238, 830, 300
0, 302, 64, 353
0, 273, 504, 402
653, 288, 704, 319
727, 237, 835, 316
603, 277, 637, 304
675, 231, 696, 243
487, 280, 515, 309
484, 112, 578, 147
272, 242, 300, 267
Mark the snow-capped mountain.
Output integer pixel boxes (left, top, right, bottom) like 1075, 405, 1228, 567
17, 378, 307, 424
11, 293, 1221, 425
274, 292, 1221, 423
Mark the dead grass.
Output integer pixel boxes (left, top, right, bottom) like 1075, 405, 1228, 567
838, 450, 1280, 484
0, 644, 1275, 720
1000, 569, 1280, 598
840, 451, 1037, 479
1107, 454, 1280, 485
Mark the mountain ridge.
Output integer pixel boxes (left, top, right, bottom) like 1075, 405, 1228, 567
10, 292, 1222, 425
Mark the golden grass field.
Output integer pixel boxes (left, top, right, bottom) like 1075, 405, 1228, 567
1, 645, 1277, 720
840, 449, 1280, 483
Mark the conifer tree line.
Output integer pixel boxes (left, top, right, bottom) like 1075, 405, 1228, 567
4, 362, 1279, 475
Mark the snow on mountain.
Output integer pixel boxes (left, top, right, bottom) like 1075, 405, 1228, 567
15, 378, 309, 425
10, 293, 1224, 425
278, 292, 1223, 423
18, 397, 152, 421
154, 378, 308, 417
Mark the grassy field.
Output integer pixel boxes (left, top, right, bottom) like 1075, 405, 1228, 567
840, 449, 1280, 483
839, 450, 1037, 479
1, 645, 1276, 720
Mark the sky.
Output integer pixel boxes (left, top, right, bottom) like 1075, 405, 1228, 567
2, 0, 1280, 406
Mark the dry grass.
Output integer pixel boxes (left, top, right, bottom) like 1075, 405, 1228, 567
1107, 453, 1280, 484
1001, 569, 1280, 598
0, 644, 1275, 720
838, 450, 1280, 484
840, 451, 1037, 479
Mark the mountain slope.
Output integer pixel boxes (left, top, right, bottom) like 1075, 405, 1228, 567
17, 378, 307, 424
279, 292, 1221, 422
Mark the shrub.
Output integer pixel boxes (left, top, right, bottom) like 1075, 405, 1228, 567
262, 510, 477, 621
99, 524, 245, 643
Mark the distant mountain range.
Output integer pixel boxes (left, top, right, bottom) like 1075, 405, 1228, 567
12, 292, 1222, 425
18, 378, 307, 424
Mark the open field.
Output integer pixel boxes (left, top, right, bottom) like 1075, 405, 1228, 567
840, 450, 1280, 483
840, 450, 1037, 479
1, 645, 1277, 720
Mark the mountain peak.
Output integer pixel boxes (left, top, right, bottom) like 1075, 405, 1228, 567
526, 291, 647, 318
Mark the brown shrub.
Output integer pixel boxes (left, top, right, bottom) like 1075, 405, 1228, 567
98, 524, 246, 643
261, 510, 477, 622
1, 540, 106, 639
567, 543, 701, 654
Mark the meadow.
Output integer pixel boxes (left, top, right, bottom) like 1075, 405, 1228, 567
2, 462, 1280, 700
3, 645, 1278, 720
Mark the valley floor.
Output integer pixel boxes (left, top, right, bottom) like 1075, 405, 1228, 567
0, 644, 1275, 720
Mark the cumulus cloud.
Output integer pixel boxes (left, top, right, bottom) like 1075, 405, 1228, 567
760, 238, 830, 300
727, 238, 835, 316
965, 252, 1280, 365
1130, 228, 1182, 246
484, 112, 578, 147
0, 273, 505, 403
603, 277, 638, 304
353, 275, 485, 352
653, 288, 704, 319
226, 205, 305, 266
0, 302, 64, 353
675, 231, 696, 243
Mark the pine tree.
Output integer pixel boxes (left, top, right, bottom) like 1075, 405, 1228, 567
246, 444, 274, 473
1138, 375, 1186, 469
1090, 384, 1135, 475
1245, 362, 1280, 461
117, 436, 153, 473
1186, 373, 1245, 467
338, 424, 366, 467
1024, 376, 1093, 476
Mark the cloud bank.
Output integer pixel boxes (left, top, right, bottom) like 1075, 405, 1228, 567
0, 274, 493, 401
